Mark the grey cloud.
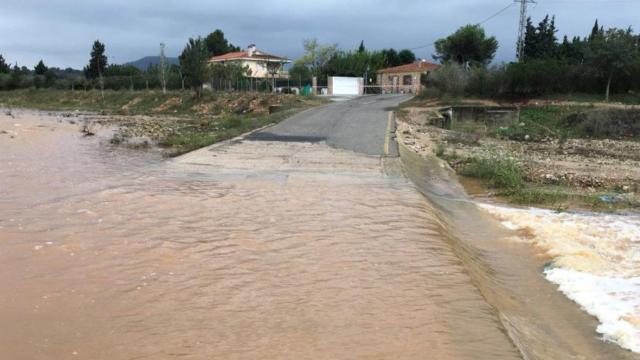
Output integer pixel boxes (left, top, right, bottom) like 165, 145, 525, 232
1, 0, 638, 69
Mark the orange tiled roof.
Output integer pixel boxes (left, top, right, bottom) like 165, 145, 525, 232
210, 51, 248, 61
210, 50, 289, 62
377, 61, 440, 74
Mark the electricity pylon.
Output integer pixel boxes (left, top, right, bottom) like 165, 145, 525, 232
516, 0, 536, 60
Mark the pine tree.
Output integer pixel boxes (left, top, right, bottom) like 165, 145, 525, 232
358, 41, 365, 53
204, 29, 240, 57
179, 37, 210, 96
398, 49, 416, 64
34, 60, 47, 75
84, 40, 107, 80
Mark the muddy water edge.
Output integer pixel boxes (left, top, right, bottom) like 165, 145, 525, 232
398, 140, 640, 359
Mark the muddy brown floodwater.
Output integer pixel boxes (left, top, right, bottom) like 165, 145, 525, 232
0, 110, 521, 359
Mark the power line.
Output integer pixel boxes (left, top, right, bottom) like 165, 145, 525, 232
477, 3, 516, 26
408, 1, 517, 51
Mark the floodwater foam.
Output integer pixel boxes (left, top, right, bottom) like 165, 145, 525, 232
479, 204, 640, 353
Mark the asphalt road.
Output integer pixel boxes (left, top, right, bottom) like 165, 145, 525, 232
249, 94, 410, 157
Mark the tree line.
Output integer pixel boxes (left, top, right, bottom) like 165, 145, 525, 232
428, 16, 640, 101
288, 39, 416, 85
0, 29, 418, 94
0, 29, 246, 92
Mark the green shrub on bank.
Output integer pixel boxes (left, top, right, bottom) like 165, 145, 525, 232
422, 60, 640, 103
460, 155, 525, 189
564, 109, 640, 139
482, 106, 640, 142
505, 188, 570, 205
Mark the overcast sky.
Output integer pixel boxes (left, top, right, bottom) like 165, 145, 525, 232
1, 0, 639, 69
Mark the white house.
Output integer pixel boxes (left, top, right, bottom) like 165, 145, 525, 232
209, 44, 291, 79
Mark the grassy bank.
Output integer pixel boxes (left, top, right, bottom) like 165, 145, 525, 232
456, 155, 638, 211
0, 89, 327, 156
494, 106, 640, 142
399, 97, 640, 211
152, 104, 318, 156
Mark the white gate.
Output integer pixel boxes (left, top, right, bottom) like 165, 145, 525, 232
328, 76, 363, 96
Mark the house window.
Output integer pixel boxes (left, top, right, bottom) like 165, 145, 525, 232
403, 75, 413, 85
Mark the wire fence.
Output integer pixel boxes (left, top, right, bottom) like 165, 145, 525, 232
54, 74, 423, 96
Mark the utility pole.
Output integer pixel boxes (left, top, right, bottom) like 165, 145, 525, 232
516, 0, 536, 60
160, 43, 167, 94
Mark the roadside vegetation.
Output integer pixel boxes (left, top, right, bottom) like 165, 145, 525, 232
399, 104, 640, 210
0, 89, 326, 156
152, 100, 321, 156
426, 18, 640, 103
395, 15, 640, 211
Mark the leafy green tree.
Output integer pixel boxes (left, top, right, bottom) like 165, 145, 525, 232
84, 40, 107, 80
586, 28, 640, 101
179, 37, 210, 96
296, 39, 338, 77
209, 62, 250, 85
382, 49, 400, 67
398, 49, 416, 64
324, 50, 386, 78
289, 62, 312, 84
104, 64, 141, 77
358, 41, 366, 53
34, 60, 47, 75
205, 29, 240, 57
0, 54, 11, 73
434, 25, 498, 66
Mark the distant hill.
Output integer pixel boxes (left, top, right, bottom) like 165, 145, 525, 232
124, 56, 180, 71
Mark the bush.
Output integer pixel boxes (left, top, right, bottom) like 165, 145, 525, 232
460, 155, 525, 189
423, 59, 640, 100
564, 109, 640, 139
219, 116, 242, 129
426, 63, 467, 97
507, 188, 570, 205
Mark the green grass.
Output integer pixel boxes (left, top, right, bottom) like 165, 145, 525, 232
502, 187, 570, 205
458, 155, 593, 207
158, 105, 315, 156
460, 156, 525, 190
490, 106, 579, 141
542, 92, 640, 105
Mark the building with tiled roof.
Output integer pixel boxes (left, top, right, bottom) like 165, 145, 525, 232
376, 60, 440, 93
210, 44, 291, 79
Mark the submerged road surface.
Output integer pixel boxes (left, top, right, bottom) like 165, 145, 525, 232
0, 97, 521, 359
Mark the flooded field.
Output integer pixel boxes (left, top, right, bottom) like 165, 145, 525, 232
0, 110, 520, 359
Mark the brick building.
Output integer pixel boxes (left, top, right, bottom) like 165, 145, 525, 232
376, 60, 440, 93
